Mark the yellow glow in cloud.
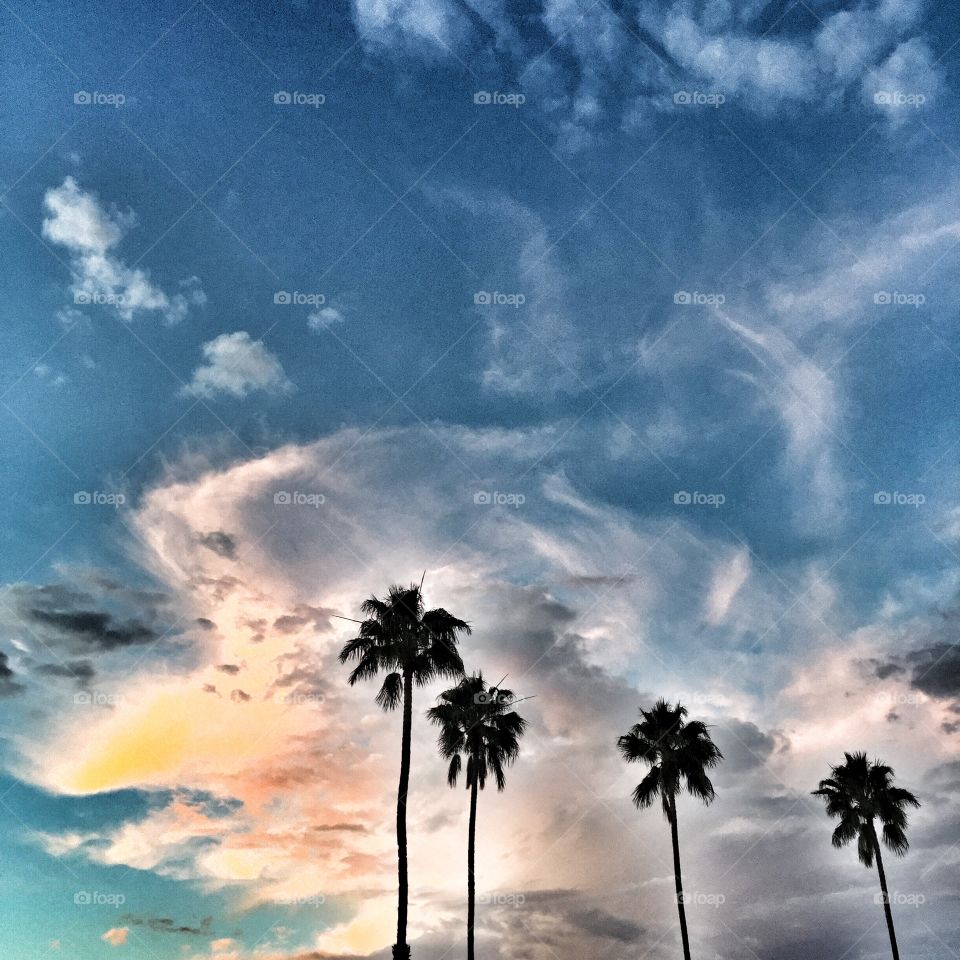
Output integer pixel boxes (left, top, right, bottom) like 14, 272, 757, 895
65, 687, 297, 794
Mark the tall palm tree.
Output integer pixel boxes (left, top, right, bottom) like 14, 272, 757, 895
812, 751, 920, 960
617, 699, 722, 960
339, 583, 469, 960
427, 673, 527, 960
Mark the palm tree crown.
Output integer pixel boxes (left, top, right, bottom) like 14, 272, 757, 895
427, 673, 527, 789
617, 698, 723, 815
338, 583, 469, 707
812, 751, 920, 867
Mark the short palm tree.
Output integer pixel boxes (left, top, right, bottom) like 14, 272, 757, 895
339, 583, 469, 960
618, 699, 722, 960
427, 673, 527, 960
812, 752, 920, 960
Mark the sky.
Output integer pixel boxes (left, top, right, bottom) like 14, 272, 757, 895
1, 0, 960, 957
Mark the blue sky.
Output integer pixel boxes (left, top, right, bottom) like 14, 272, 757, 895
2, 1, 960, 958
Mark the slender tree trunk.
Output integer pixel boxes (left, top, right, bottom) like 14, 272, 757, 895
873, 833, 900, 960
395, 670, 413, 960
669, 795, 692, 960
467, 775, 479, 960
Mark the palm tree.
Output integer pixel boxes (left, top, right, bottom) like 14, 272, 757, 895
427, 673, 527, 960
339, 583, 470, 960
812, 751, 920, 960
617, 699, 722, 960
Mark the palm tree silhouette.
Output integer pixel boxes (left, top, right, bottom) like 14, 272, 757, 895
617, 699, 722, 960
338, 583, 469, 960
427, 673, 527, 960
812, 751, 920, 960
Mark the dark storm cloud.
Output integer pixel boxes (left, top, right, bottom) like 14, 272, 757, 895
903, 643, 960, 699
34, 659, 96, 685
712, 718, 789, 775
0, 651, 23, 697
569, 907, 643, 942
272, 604, 334, 634
122, 914, 213, 935
197, 530, 237, 559
5, 580, 168, 653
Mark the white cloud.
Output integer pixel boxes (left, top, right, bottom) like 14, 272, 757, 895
863, 37, 944, 126
307, 306, 344, 331
705, 547, 751, 626
41, 178, 204, 324
181, 332, 293, 399
101, 928, 129, 947
352, 0, 464, 53
719, 311, 846, 534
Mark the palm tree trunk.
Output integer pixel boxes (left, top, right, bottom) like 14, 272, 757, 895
467, 775, 478, 960
873, 835, 900, 960
394, 670, 413, 960
669, 795, 692, 960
